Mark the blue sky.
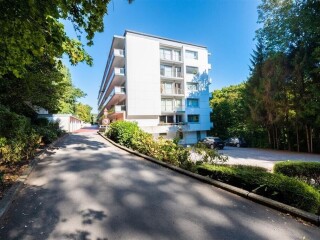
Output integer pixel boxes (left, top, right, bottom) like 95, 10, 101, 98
63, 0, 260, 113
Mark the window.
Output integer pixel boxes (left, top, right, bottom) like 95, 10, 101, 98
161, 99, 173, 111
186, 66, 198, 74
175, 99, 183, 110
186, 82, 198, 91
160, 48, 171, 60
188, 114, 199, 123
159, 115, 174, 124
197, 131, 201, 141
160, 65, 181, 78
187, 98, 199, 107
160, 65, 172, 77
173, 50, 181, 61
176, 115, 183, 123
185, 50, 198, 59
162, 83, 173, 94
159, 133, 167, 136
160, 48, 181, 61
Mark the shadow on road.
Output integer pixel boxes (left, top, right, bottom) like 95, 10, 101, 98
0, 133, 318, 239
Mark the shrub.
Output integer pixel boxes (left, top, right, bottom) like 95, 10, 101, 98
274, 161, 320, 188
0, 106, 40, 164
106, 121, 140, 148
191, 142, 228, 164
197, 164, 320, 214
105, 121, 193, 168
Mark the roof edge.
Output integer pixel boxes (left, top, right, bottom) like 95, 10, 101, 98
124, 30, 207, 49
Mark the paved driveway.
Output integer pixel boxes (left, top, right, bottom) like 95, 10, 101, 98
218, 146, 320, 171
0, 132, 319, 239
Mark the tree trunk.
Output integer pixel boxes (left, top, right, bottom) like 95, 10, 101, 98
310, 128, 313, 153
305, 125, 310, 153
275, 127, 279, 150
267, 128, 271, 147
296, 126, 300, 152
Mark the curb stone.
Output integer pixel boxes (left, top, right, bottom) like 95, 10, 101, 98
98, 133, 320, 226
0, 133, 69, 220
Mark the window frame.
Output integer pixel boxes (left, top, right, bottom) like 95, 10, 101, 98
185, 50, 198, 60
187, 114, 200, 123
186, 66, 199, 75
187, 98, 199, 108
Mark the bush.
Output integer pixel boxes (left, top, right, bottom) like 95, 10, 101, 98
105, 121, 193, 168
197, 164, 320, 214
0, 105, 41, 164
274, 161, 320, 188
106, 121, 140, 148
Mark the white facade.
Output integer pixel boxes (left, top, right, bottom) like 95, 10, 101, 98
98, 30, 212, 145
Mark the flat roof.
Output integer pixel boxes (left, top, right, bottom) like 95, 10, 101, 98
124, 30, 207, 49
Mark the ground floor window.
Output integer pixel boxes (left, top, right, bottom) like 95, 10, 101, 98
188, 114, 199, 123
159, 115, 174, 124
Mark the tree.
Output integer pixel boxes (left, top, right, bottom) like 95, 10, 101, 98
75, 103, 93, 123
246, 0, 320, 152
0, 0, 133, 78
57, 67, 86, 114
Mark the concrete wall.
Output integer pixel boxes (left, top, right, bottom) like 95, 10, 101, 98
125, 33, 161, 117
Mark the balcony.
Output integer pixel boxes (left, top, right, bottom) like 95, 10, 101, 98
99, 67, 126, 108
160, 69, 183, 79
104, 86, 126, 109
161, 105, 185, 113
107, 105, 126, 117
161, 88, 184, 96
160, 53, 182, 62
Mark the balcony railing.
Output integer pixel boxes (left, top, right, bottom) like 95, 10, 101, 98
160, 69, 182, 78
114, 67, 125, 75
114, 86, 125, 94
161, 105, 185, 112
108, 105, 126, 115
115, 105, 126, 112
160, 53, 181, 62
114, 49, 125, 57
161, 88, 184, 95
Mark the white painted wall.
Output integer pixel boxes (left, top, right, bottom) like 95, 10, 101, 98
125, 33, 161, 116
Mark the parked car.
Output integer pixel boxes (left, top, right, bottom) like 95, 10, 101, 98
199, 137, 225, 150
225, 137, 247, 147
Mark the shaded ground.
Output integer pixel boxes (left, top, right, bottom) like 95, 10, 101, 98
0, 132, 319, 240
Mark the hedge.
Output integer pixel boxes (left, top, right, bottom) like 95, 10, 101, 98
106, 121, 192, 168
274, 161, 320, 188
197, 164, 320, 214
0, 106, 63, 164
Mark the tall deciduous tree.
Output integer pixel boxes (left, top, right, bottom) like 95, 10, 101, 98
0, 0, 124, 77
75, 103, 93, 123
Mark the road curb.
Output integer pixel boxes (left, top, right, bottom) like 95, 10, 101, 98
98, 133, 319, 226
0, 134, 69, 220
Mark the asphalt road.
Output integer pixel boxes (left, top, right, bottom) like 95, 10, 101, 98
0, 131, 319, 240
218, 146, 320, 171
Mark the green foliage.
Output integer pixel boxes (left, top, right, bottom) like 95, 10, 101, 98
274, 161, 320, 188
75, 103, 93, 122
197, 164, 320, 213
105, 121, 193, 168
210, 83, 268, 147
34, 121, 62, 144
0, 107, 64, 164
106, 121, 141, 148
192, 143, 228, 164
0, 105, 41, 163
0, 0, 115, 77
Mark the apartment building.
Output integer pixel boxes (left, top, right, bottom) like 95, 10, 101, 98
97, 30, 212, 145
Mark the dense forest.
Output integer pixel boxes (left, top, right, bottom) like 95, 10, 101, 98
211, 0, 320, 153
